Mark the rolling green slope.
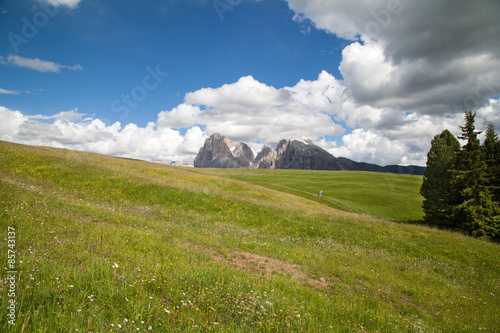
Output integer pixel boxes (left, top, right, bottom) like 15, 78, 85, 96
1, 141, 499, 332
193, 168, 424, 222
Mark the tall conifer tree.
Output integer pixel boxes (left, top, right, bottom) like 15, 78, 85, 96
454, 111, 498, 238
420, 130, 460, 228
483, 122, 500, 203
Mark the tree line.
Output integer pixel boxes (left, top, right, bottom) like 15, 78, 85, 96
420, 111, 500, 241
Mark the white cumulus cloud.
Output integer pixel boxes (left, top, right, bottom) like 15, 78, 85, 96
158, 73, 345, 145
0, 106, 206, 162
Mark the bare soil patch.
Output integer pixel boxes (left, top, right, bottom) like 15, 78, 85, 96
182, 243, 330, 288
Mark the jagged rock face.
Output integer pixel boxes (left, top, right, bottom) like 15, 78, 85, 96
194, 133, 426, 175
194, 133, 254, 168
274, 137, 346, 170
252, 145, 277, 169
222, 137, 254, 168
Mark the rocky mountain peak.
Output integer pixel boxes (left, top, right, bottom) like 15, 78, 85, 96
194, 133, 254, 168
194, 133, 425, 175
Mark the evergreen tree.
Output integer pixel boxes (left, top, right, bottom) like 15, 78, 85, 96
421, 130, 461, 229
454, 111, 498, 238
483, 122, 500, 203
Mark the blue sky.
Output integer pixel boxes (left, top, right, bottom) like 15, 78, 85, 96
1, 0, 499, 165
1, 0, 343, 126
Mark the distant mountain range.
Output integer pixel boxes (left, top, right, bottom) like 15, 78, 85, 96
194, 133, 425, 175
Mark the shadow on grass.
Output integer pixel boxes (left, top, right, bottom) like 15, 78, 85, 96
402, 219, 426, 226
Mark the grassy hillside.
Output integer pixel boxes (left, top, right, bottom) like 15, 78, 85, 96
0, 141, 499, 332
193, 169, 424, 222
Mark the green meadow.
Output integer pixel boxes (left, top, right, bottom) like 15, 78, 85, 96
195, 168, 424, 222
1, 140, 499, 332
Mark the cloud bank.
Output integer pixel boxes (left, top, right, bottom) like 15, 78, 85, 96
2, 73, 499, 166
287, 0, 500, 113
0, 106, 205, 162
